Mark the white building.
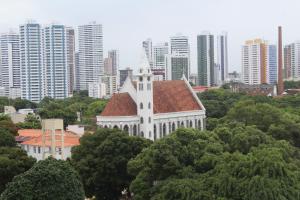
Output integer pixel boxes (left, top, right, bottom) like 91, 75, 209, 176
78, 22, 103, 90
217, 32, 229, 84
99, 75, 117, 97
108, 50, 119, 76
0, 32, 20, 96
20, 22, 45, 102
43, 24, 69, 99
88, 82, 106, 98
97, 53, 206, 141
153, 42, 169, 70
17, 129, 80, 161
142, 38, 154, 68
285, 42, 300, 80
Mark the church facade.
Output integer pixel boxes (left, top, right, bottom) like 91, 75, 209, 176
97, 58, 206, 141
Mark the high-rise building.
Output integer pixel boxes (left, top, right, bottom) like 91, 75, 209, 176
217, 33, 228, 83
0, 32, 20, 96
277, 26, 284, 95
78, 22, 103, 90
170, 35, 190, 55
284, 45, 292, 79
165, 53, 189, 80
197, 33, 215, 86
20, 22, 44, 102
43, 24, 69, 99
74, 52, 80, 91
66, 27, 75, 94
267, 45, 278, 84
119, 68, 133, 87
104, 57, 113, 75
142, 38, 153, 68
99, 75, 117, 96
108, 50, 119, 76
242, 39, 266, 85
153, 43, 168, 79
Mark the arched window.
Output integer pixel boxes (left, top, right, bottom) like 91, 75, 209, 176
140, 117, 144, 124
133, 125, 137, 136
149, 131, 152, 138
154, 124, 157, 140
181, 121, 184, 127
198, 120, 202, 130
104, 125, 108, 128
147, 76, 150, 81
148, 117, 151, 123
141, 131, 144, 137
172, 122, 175, 132
140, 103, 143, 109
190, 120, 193, 128
113, 125, 119, 129
163, 123, 166, 137
123, 125, 129, 133
148, 102, 151, 109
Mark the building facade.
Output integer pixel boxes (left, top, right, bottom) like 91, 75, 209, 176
43, 24, 69, 99
119, 67, 133, 87
0, 32, 20, 97
284, 42, 300, 80
197, 33, 215, 86
66, 27, 76, 95
88, 82, 106, 98
267, 45, 278, 84
20, 23, 44, 102
217, 33, 228, 84
108, 50, 119, 76
78, 22, 103, 90
165, 53, 189, 80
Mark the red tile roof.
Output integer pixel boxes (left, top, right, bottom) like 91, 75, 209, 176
100, 80, 202, 116
153, 80, 201, 113
101, 93, 137, 116
17, 129, 80, 147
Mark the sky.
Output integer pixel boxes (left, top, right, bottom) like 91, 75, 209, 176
0, 0, 300, 73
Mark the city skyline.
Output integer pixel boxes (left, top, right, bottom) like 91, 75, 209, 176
0, 0, 299, 73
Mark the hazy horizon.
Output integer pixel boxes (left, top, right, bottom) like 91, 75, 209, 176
1, 0, 299, 73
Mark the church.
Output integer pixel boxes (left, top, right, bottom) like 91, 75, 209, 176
96, 54, 206, 141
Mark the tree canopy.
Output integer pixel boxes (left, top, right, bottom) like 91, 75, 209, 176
0, 157, 84, 200
71, 128, 152, 200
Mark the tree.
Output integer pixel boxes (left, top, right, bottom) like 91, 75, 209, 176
0, 157, 84, 200
16, 114, 41, 129
86, 100, 107, 117
0, 147, 35, 194
71, 128, 152, 200
0, 129, 16, 147
12, 98, 37, 110
0, 118, 18, 135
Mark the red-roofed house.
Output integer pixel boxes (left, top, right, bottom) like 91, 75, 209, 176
97, 55, 206, 140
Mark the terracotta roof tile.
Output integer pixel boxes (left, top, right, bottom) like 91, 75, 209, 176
153, 80, 201, 113
101, 93, 137, 116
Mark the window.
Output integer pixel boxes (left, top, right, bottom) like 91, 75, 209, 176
147, 76, 150, 81
149, 131, 152, 138
38, 147, 41, 154
58, 147, 62, 155
148, 117, 151, 123
33, 146, 36, 153
147, 83, 151, 90
148, 102, 151, 109
140, 103, 143, 109
140, 117, 144, 124
139, 83, 143, 91
139, 77, 143, 81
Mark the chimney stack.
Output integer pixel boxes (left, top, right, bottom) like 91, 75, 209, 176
277, 26, 284, 95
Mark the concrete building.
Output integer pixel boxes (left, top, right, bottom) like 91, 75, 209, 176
66, 27, 76, 95
88, 82, 106, 98
142, 38, 153, 68
100, 75, 117, 97
119, 68, 133, 87
153, 42, 169, 76
108, 50, 119, 76
0, 32, 20, 96
170, 34, 190, 55
97, 53, 206, 141
267, 45, 278, 84
43, 24, 69, 99
74, 52, 80, 91
284, 44, 292, 79
104, 57, 113, 75
19, 22, 44, 102
284, 42, 300, 80
197, 32, 215, 86
165, 53, 189, 80
217, 33, 228, 84
78, 22, 103, 90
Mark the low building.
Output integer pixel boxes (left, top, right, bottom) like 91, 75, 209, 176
17, 129, 80, 161
97, 54, 206, 141
230, 82, 277, 96
88, 82, 106, 98
4, 106, 35, 123
100, 75, 118, 97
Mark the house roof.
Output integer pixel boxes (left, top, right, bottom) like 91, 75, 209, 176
100, 80, 202, 116
17, 129, 80, 147
101, 93, 137, 116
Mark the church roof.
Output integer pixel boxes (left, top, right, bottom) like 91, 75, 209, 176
100, 80, 202, 117
101, 93, 137, 116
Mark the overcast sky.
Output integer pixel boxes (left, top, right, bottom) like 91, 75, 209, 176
0, 0, 299, 73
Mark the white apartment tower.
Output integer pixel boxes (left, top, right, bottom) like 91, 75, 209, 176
66, 27, 76, 95
153, 43, 168, 70
78, 22, 103, 90
108, 50, 119, 76
43, 24, 69, 99
0, 32, 20, 96
20, 23, 44, 102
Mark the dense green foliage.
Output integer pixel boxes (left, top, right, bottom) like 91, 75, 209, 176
0, 157, 84, 200
284, 80, 300, 89
71, 128, 152, 200
16, 114, 41, 129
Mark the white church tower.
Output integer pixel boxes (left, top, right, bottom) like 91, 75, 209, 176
136, 51, 154, 140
